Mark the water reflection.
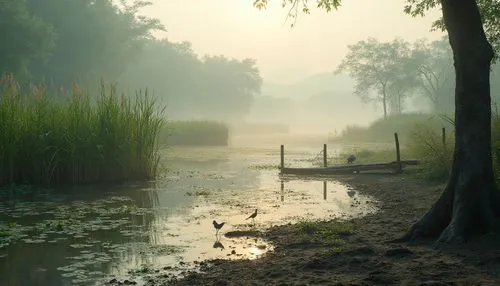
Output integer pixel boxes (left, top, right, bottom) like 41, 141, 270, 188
0, 146, 377, 286
279, 179, 361, 206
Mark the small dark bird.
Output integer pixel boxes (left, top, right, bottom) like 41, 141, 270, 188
246, 209, 258, 225
213, 220, 225, 235
347, 154, 356, 164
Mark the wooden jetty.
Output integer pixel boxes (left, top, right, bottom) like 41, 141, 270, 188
279, 132, 427, 175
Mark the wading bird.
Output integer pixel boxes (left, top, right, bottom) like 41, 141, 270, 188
347, 154, 356, 164
213, 220, 225, 236
246, 209, 258, 225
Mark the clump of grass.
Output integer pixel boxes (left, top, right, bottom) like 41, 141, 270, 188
492, 104, 500, 184
160, 120, 229, 146
406, 122, 454, 181
0, 75, 164, 186
185, 190, 211, 197
296, 220, 353, 248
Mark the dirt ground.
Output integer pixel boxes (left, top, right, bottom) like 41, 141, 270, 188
149, 173, 500, 286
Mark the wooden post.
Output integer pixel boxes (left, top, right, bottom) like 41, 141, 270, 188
323, 144, 327, 168
280, 145, 284, 171
442, 127, 446, 146
280, 180, 284, 202
394, 132, 402, 173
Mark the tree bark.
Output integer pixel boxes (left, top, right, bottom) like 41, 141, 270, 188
398, 0, 500, 244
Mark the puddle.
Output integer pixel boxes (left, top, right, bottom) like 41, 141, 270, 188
0, 139, 377, 286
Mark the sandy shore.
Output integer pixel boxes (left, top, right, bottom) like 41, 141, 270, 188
148, 173, 500, 286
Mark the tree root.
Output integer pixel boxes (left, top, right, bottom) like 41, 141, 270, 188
393, 166, 500, 246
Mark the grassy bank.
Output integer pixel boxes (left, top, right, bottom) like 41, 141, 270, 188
329, 113, 453, 143
160, 120, 229, 146
0, 76, 164, 186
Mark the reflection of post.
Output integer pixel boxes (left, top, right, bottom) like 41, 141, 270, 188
280, 180, 284, 202
323, 181, 327, 200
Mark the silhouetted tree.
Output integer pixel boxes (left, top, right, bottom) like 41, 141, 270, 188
25, 0, 163, 87
0, 0, 54, 79
410, 37, 454, 113
119, 39, 262, 121
335, 38, 414, 118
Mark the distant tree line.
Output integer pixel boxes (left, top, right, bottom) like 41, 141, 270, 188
336, 36, 500, 118
0, 0, 262, 121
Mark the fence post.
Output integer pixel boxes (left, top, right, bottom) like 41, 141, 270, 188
280, 145, 284, 171
394, 132, 402, 173
323, 144, 327, 168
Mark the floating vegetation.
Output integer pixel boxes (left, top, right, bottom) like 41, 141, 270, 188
249, 164, 279, 170
185, 190, 211, 197
0, 192, 191, 285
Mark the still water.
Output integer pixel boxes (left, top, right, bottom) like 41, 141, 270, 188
0, 134, 377, 286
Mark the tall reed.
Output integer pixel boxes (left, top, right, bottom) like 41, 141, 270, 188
0, 75, 164, 186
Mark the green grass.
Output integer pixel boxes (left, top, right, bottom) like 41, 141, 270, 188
405, 122, 454, 181
0, 75, 164, 186
295, 220, 353, 249
160, 120, 229, 146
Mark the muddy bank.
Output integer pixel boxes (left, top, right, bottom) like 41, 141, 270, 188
151, 174, 500, 286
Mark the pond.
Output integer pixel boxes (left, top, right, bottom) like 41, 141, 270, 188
0, 134, 378, 286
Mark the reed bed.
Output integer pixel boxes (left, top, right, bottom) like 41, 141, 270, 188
0, 75, 164, 186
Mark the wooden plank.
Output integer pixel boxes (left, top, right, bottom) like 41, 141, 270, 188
280, 159, 419, 175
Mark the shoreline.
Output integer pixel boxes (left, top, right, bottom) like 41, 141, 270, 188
149, 173, 500, 286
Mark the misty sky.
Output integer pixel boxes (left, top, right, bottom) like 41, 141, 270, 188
144, 0, 445, 84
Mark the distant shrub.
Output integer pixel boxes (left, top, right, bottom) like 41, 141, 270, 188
160, 120, 229, 146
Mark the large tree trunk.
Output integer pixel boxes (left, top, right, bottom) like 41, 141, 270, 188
398, 0, 500, 244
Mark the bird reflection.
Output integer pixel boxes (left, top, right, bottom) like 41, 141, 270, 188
213, 236, 225, 250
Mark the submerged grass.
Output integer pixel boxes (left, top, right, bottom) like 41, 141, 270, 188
0, 75, 164, 186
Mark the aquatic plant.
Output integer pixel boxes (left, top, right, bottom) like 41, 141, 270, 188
0, 75, 164, 186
